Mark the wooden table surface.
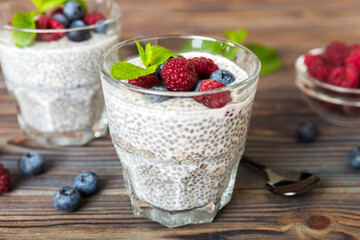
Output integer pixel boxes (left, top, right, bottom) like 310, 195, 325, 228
1, 0, 360, 239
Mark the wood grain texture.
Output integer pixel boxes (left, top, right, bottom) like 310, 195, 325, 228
1, 0, 360, 239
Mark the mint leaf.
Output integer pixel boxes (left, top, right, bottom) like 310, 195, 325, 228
111, 41, 182, 80
135, 40, 147, 67
223, 29, 248, 44
31, 0, 46, 9
10, 11, 37, 48
145, 45, 181, 67
110, 61, 157, 80
40, 0, 67, 12
182, 39, 238, 60
245, 43, 283, 76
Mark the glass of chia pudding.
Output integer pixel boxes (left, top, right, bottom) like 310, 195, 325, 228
0, 0, 121, 146
99, 35, 260, 227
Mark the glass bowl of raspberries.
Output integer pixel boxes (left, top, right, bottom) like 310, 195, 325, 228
0, 0, 121, 146
295, 41, 360, 127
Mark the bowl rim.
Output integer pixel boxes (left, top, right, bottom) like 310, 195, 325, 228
0, 0, 122, 33
98, 34, 261, 97
295, 47, 360, 94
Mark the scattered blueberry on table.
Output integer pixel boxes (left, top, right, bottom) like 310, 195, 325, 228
296, 121, 317, 143
349, 147, 360, 169
73, 171, 99, 196
53, 186, 81, 212
18, 152, 45, 176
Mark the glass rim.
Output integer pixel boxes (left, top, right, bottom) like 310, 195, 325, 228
99, 34, 261, 97
295, 48, 360, 94
0, 0, 121, 33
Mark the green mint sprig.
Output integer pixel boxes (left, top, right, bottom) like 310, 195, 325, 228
223, 28, 283, 76
245, 43, 283, 76
110, 40, 181, 80
182, 28, 282, 76
223, 29, 248, 44
10, 11, 38, 48
10, 0, 88, 48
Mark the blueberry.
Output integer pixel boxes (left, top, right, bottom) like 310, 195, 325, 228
210, 69, 235, 85
349, 147, 360, 169
155, 63, 165, 83
18, 152, 45, 176
74, 171, 99, 196
93, 20, 107, 34
53, 186, 81, 212
296, 121, 317, 143
67, 20, 91, 42
194, 80, 205, 91
53, 13, 69, 27
63, 1, 84, 21
145, 86, 171, 103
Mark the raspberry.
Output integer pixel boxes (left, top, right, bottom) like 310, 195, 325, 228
36, 16, 66, 41
36, 15, 49, 29
0, 163, 11, 194
128, 73, 159, 89
161, 57, 198, 91
324, 41, 350, 66
328, 66, 359, 88
189, 57, 219, 79
194, 80, 232, 108
83, 11, 106, 25
351, 44, 360, 51
304, 53, 322, 67
345, 48, 360, 71
306, 56, 332, 82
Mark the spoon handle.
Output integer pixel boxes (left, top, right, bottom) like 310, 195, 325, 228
241, 156, 268, 178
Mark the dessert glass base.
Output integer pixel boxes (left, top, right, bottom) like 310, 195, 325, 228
18, 112, 108, 147
126, 153, 242, 228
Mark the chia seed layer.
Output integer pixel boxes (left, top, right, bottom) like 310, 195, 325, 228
0, 33, 118, 133
102, 52, 257, 211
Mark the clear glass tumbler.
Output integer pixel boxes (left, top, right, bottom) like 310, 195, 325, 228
0, 0, 121, 146
99, 35, 260, 227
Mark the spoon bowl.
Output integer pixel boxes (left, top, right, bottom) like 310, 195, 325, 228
242, 156, 320, 196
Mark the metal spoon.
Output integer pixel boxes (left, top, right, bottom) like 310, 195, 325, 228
241, 156, 320, 196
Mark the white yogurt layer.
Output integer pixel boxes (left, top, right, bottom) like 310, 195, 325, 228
0, 33, 118, 133
102, 52, 258, 211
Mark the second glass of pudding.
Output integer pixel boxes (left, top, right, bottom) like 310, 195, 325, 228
0, 0, 121, 146
99, 35, 260, 227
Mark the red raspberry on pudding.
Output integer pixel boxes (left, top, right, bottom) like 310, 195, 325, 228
194, 79, 232, 109
161, 57, 198, 91
83, 11, 106, 25
189, 57, 219, 79
128, 73, 159, 89
36, 15, 66, 41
